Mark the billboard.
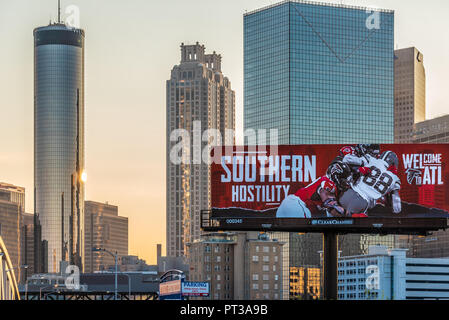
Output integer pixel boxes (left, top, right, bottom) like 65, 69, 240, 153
182, 281, 210, 297
159, 279, 182, 300
209, 144, 449, 232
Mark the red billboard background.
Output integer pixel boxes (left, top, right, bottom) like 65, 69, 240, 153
211, 144, 449, 218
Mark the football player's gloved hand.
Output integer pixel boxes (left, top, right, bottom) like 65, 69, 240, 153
323, 198, 346, 216
358, 167, 372, 176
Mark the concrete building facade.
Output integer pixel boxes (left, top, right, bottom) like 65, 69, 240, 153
413, 114, 449, 144
0, 200, 22, 281
187, 232, 284, 300
0, 183, 25, 282
338, 246, 449, 300
0, 183, 25, 210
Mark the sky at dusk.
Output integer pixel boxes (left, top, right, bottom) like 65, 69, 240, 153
0, 0, 448, 264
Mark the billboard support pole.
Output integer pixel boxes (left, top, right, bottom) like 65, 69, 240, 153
323, 232, 338, 300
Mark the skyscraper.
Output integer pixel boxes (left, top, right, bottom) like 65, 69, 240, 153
34, 22, 85, 273
84, 201, 128, 272
394, 47, 426, 143
243, 0, 395, 299
244, 1, 395, 145
166, 43, 235, 257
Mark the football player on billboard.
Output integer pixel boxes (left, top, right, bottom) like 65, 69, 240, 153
326, 145, 356, 189
276, 176, 347, 218
355, 144, 381, 159
327, 161, 352, 194
326, 144, 379, 193
339, 150, 402, 216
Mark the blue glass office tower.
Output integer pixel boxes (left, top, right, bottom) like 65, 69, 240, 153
244, 1, 394, 144
34, 23, 85, 273
244, 1, 395, 299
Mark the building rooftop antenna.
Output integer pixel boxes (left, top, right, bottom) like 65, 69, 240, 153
58, 0, 61, 23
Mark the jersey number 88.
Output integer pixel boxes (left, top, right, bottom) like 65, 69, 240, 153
362, 166, 393, 195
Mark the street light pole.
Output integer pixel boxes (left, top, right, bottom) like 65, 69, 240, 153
92, 247, 118, 300
115, 252, 118, 300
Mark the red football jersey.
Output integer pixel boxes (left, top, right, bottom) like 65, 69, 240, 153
294, 176, 335, 214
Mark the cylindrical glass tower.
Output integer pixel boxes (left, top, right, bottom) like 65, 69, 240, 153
34, 23, 85, 273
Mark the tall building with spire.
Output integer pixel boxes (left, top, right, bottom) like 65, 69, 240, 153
166, 43, 235, 257
33, 13, 85, 272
